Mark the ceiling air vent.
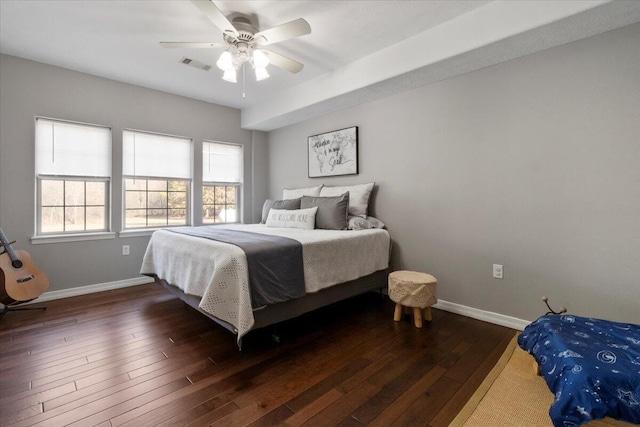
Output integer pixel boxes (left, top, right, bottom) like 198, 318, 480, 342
179, 57, 212, 71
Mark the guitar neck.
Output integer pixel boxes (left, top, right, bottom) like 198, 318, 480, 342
0, 227, 20, 265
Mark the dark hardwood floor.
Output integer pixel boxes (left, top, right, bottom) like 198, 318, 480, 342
0, 283, 515, 426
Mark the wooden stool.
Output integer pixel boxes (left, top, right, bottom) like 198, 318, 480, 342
388, 270, 437, 328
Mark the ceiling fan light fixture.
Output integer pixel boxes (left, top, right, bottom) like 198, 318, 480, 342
253, 49, 269, 68
222, 68, 237, 83
162, 1, 310, 92
216, 51, 234, 71
255, 67, 269, 81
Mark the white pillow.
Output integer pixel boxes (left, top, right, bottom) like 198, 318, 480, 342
283, 185, 323, 200
265, 207, 318, 230
320, 183, 374, 217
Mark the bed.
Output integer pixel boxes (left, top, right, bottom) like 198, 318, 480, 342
141, 223, 390, 346
518, 314, 640, 427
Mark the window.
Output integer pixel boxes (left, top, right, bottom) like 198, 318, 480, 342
202, 141, 242, 224
35, 118, 111, 235
123, 130, 192, 229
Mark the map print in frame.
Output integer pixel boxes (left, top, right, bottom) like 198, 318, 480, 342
308, 126, 358, 178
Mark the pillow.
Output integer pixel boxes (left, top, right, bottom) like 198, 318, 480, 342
300, 193, 349, 230
348, 215, 386, 230
283, 185, 323, 200
320, 183, 374, 217
260, 198, 301, 224
265, 207, 318, 230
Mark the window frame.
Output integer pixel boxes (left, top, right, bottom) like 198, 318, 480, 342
36, 175, 111, 236
121, 129, 193, 231
33, 117, 113, 241
202, 140, 243, 225
122, 175, 191, 230
202, 182, 242, 225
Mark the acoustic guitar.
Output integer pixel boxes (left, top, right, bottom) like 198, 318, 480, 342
0, 228, 49, 305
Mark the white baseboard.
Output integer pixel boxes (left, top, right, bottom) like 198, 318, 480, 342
433, 299, 531, 331
24, 276, 155, 305
21, 277, 530, 331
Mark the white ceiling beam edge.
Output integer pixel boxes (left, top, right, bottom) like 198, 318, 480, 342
241, 0, 639, 131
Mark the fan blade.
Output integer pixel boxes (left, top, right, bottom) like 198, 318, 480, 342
263, 50, 304, 74
254, 18, 311, 45
190, 0, 238, 37
160, 42, 222, 48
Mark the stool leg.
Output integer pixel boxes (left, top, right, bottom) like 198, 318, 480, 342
424, 307, 432, 322
413, 307, 423, 328
394, 303, 403, 322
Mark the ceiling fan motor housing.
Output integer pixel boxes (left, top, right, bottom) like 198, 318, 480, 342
227, 17, 258, 42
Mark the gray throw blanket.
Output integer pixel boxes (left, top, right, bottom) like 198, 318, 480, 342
167, 227, 305, 308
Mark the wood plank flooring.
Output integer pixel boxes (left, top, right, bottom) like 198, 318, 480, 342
0, 283, 516, 426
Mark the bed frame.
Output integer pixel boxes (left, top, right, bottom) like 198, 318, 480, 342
155, 268, 388, 339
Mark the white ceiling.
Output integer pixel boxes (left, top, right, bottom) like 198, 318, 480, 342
2, 1, 640, 131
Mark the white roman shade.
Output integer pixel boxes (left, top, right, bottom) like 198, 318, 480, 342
203, 141, 242, 183
36, 118, 111, 177
123, 130, 192, 179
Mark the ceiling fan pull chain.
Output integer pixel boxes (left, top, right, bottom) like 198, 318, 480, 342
242, 63, 246, 99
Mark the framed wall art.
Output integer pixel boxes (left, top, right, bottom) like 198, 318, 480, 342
308, 126, 358, 178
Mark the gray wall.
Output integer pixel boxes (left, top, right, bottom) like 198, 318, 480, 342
267, 24, 640, 324
0, 54, 268, 292
251, 130, 269, 224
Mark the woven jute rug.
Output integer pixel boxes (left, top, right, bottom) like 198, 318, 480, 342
449, 334, 636, 427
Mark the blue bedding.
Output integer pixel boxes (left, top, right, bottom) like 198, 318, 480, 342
518, 314, 640, 427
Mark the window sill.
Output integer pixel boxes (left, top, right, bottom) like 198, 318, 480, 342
31, 232, 116, 245
118, 229, 161, 238
119, 223, 245, 237
119, 226, 188, 238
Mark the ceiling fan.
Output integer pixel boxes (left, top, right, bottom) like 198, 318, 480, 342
161, 0, 311, 83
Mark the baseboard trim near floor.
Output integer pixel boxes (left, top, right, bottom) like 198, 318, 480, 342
24, 276, 155, 305
22, 277, 531, 331
433, 299, 530, 331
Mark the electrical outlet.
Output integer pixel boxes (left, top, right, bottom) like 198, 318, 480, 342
122, 245, 130, 256
493, 264, 503, 279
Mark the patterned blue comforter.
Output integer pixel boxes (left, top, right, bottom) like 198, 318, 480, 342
518, 314, 640, 427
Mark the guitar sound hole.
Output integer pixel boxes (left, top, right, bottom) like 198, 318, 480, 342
12, 260, 23, 269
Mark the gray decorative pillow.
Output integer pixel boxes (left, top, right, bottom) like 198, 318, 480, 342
300, 193, 349, 230
347, 215, 386, 230
261, 198, 301, 224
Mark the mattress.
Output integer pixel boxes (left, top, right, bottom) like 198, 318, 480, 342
140, 224, 390, 342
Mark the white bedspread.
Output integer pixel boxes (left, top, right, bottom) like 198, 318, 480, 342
140, 224, 390, 342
